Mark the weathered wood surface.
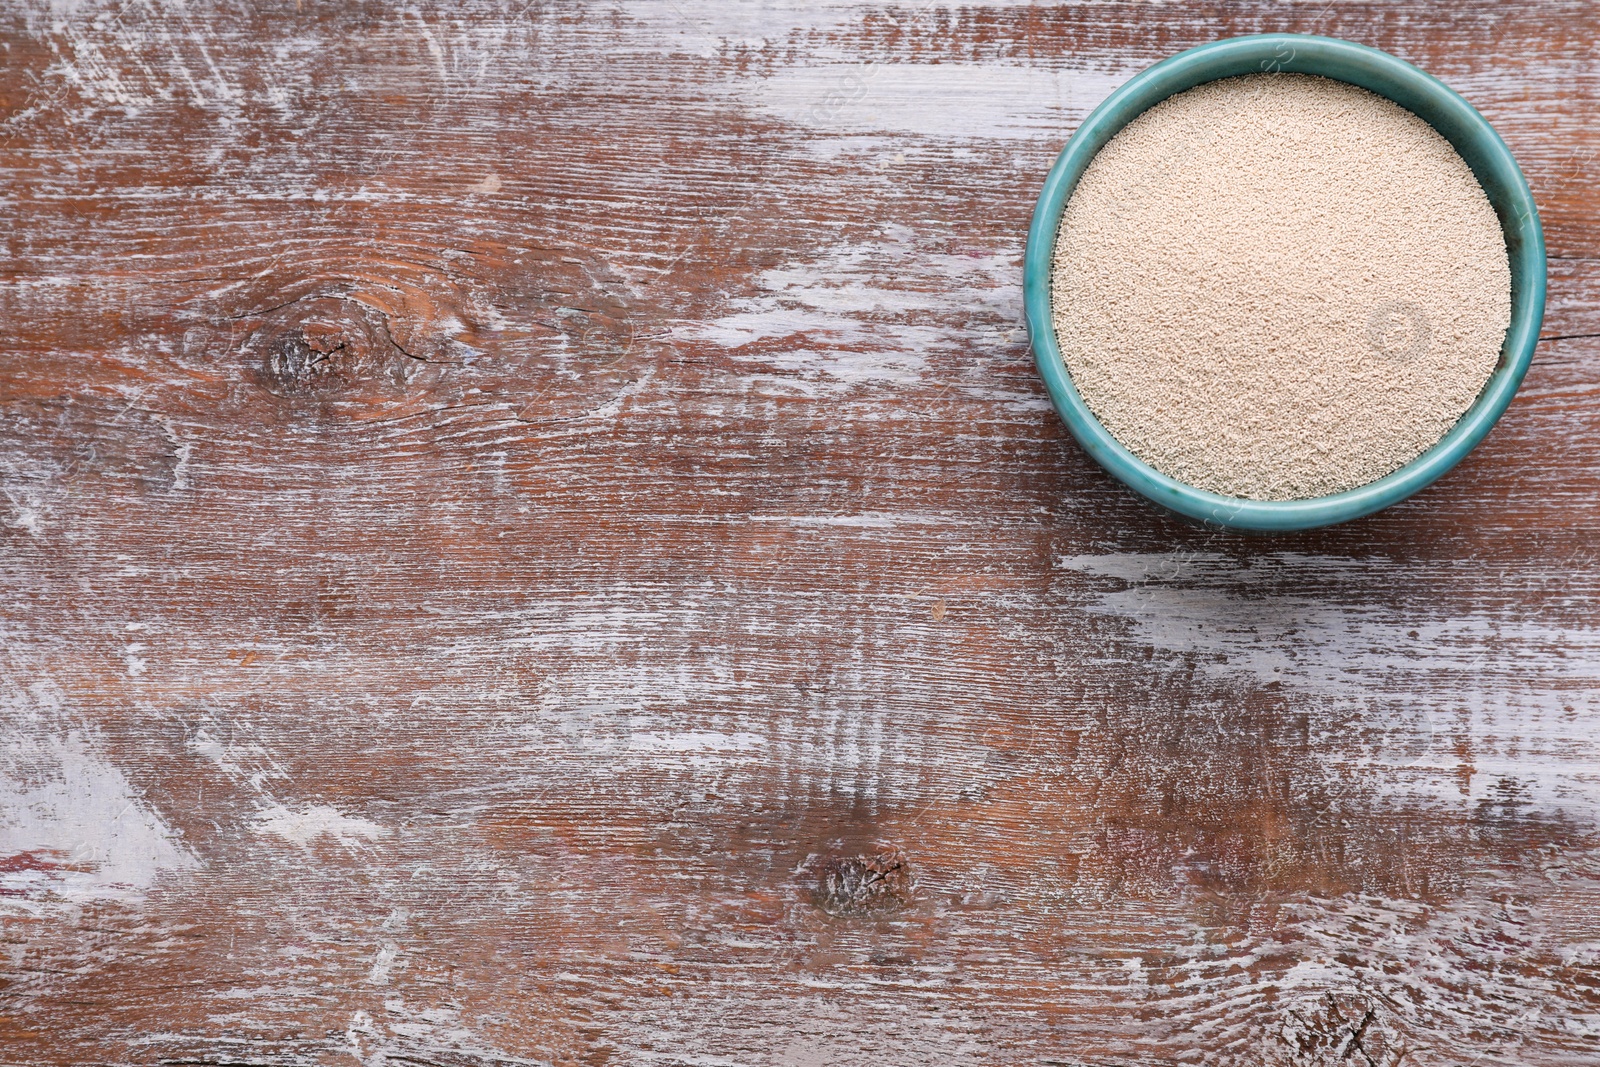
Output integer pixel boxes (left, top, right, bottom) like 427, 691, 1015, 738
1, 1, 1598, 1064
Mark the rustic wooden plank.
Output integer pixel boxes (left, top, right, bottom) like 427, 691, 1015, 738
1, 1, 1599, 1065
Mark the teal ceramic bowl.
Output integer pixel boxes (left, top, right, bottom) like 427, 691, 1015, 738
1024, 34, 1546, 531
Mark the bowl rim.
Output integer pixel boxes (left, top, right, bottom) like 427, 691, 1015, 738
1023, 32, 1547, 532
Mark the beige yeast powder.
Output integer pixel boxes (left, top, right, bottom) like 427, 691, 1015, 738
1050, 74, 1511, 500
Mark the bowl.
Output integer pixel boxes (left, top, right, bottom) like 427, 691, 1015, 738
1023, 34, 1546, 532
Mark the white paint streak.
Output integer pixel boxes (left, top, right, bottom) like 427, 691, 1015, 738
251, 804, 391, 848
0, 687, 196, 906
1059, 552, 1600, 824
161, 417, 191, 491
680, 227, 1020, 392
347, 1001, 550, 1067
185, 713, 288, 792
626, 729, 766, 753
744, 62, 1129, 139
367, 940, 400, 985
1147, 871, 1600, 1057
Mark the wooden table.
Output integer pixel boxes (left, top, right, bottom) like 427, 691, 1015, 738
2, 2, 1597, 1064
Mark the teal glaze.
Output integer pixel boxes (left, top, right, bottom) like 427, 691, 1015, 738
1024, 34, 1546, 532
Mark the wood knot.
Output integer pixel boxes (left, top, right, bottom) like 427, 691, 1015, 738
252, 292, 442, 399
187, 266, 480, 406
809, 842, 916, 917
181, 249, 656, 422
1280, 992, 1399, 1067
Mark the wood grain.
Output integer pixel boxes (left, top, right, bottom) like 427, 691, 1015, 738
1, 2, 1598, 1064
